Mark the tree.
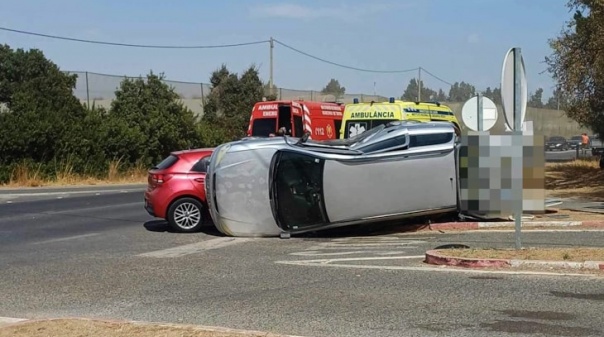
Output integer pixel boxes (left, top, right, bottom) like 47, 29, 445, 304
107, 71, 199, 166
201, 64, 266, 143
0, 44, 88, 169
321, 78, 346, 98
528, 87, 545, 108
545, 0, 604, 135
436, 88, 447, 101
544, 87, 569, 110
401, 78, 437, 101
448, 81, 476, 102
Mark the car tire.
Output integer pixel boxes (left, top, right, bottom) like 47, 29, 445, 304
167, 197, 206, 233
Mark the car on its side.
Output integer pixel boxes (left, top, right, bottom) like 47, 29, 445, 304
545, 136, 569, 151
144, 148, 214, 232
205, 121, 460, 237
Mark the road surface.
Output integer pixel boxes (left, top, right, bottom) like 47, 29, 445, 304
0, 189, 603, 337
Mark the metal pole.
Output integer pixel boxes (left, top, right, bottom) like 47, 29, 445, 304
477, 92, 483, 131
513, 47, 523, 250
269, 37, 274, 97
418, 67, 422, 101
200, 83, 205, 109
85, 71, 90, 108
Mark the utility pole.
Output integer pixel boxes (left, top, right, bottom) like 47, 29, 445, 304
269, 37, 274, 96
418, 67, 422, 101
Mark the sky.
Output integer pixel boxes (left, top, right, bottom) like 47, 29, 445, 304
1, 0, 573, 100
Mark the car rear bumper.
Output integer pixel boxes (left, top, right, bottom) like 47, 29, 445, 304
144, 195, 156, 217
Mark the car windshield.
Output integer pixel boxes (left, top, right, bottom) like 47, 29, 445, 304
295, 123, 389, 149
549, 137, 565, 142
571, 136, 582, 141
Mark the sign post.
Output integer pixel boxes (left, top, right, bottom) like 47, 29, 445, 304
477, 93, 483, 131
500, 47, 528, 250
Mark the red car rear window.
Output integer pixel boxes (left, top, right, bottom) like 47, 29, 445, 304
153, 154, 179, 170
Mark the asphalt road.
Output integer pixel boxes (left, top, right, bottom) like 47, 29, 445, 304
1, 190, 604, 337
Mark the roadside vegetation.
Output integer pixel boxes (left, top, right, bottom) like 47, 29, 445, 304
0, 45, 270, 187
545, 159, 604, 200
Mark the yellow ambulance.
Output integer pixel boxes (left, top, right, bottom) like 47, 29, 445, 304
339, 98, 460, 139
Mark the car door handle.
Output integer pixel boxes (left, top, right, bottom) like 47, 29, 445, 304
194, 178, 205, 183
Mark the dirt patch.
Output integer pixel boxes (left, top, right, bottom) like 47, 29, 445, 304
0, 318, 290, 337
438, 247, 604, 262
535, 208, 604, 221
546, 160, 604, 200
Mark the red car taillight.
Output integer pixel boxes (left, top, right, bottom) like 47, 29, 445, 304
150, 173, 174, 186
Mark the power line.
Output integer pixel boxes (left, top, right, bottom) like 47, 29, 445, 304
273, 39, 419, 74
0, 26, 270, 49
1, 25, 456, 85
421, 67, 453, 86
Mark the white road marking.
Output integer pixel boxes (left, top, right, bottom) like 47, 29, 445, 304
137, 237, 254, 258
32, 233, 100, 245
0, 317, 27, 326
0, 188, 143, 197
290, 250, 408, 257
274, 258, 601, 278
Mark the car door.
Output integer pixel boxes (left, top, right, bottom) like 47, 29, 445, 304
187, 155, 211, 195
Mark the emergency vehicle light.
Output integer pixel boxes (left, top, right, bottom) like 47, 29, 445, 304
353, 98, 359, 104
389, 97, 395, 103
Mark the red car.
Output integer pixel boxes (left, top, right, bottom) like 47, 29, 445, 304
144, 148, 214, 232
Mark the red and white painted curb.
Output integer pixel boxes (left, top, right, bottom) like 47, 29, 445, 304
425, 249, 604, 270
426, 220, 604, 231
0, 317, 308, 336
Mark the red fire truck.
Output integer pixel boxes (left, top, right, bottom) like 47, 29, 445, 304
247, 100, 344, 140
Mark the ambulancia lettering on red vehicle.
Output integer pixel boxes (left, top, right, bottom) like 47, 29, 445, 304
262, 110, 278, 117
257, 104, 278, 110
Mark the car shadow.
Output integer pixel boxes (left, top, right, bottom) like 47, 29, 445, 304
143, 219, 226, 236
296, 213, 458, 240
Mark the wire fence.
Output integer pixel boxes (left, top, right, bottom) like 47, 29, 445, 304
65, 71, 388, 116
64, 70, 587, 138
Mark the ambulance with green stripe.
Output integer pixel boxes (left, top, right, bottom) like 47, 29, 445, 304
339, 98, 460, 139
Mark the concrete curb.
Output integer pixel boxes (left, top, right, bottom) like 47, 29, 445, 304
0, 316, 309, 336
427, 220, 604, 231
425, 249, 604, 271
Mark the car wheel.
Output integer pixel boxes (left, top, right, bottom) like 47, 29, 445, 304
167, 197, 205, 233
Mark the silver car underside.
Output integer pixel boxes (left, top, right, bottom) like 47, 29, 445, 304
205, 121, 461, 237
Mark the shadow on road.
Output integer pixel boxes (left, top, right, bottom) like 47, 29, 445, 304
142, 220, 225, 236
294, 213, 459, 240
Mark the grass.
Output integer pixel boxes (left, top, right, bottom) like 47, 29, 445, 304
0, 318, 277, 337
437, 247, 604, 262
1, 159, 148, 188
2, 152, 601, 190
545, 158, 604, 200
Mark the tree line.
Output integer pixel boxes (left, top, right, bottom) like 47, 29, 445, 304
319, 77, 564, 110
0, 44, 266, 183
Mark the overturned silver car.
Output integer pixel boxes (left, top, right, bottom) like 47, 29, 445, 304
205, 121, 461, 237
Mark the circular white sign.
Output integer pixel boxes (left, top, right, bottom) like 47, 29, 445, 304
461, 96, 498, 131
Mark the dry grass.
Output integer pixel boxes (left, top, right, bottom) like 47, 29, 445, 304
2, 159, 148, 188
439, 247, 604, 262
0, 318, 286, 337
545, 158, 604, 200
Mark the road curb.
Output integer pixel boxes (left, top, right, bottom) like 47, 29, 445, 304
428, 220, 604, 231
425, 249, 604, 271
0, 316, 309, 337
